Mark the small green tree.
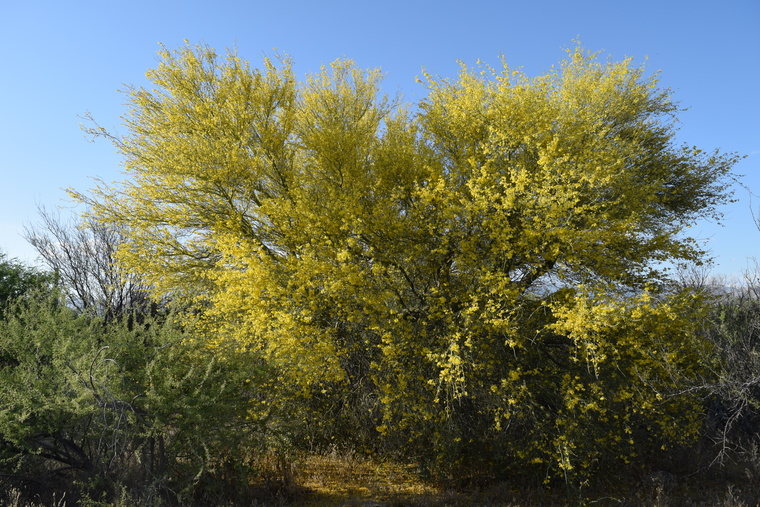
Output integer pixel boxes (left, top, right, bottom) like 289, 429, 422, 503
0, 251, 53, 308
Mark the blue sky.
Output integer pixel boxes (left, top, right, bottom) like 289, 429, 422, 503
1, 0, 758, 277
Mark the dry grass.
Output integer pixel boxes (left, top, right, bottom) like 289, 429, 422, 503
284, 451, 759, 507
294, 450, 446, 505
282, 450, 555, 506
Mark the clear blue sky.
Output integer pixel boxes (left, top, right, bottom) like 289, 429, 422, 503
1, 0, 758, 277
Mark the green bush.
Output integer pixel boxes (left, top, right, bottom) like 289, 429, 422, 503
0, 252, 54, 308
699, 282, 760, 465
0, 291, 266, 505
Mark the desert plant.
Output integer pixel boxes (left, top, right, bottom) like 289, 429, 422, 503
0, 290, 267, 504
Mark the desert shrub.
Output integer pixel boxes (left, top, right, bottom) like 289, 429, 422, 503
697, 278, 760, 466
0, 290, 267, 505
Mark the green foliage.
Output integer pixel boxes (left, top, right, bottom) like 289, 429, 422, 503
0, 290, 264, 504
0, 252, 54, 308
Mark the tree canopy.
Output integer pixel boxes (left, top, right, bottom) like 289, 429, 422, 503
0, 251, 53, 308
79, 44, 738, 479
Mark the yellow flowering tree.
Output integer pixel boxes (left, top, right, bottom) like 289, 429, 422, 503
80, 44, 737, 480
